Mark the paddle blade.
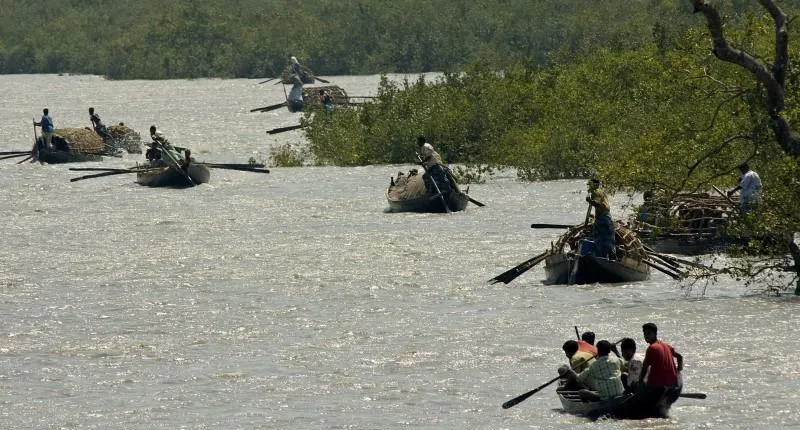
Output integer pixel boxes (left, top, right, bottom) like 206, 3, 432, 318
267, 124, 304, 135
16, 155, 34, 164
489, 251, 549, 284
679, 392, 707, 399
70, 170, 137, 182
530, 223, 574, 229
209, 165, 270, 174
468, 196, 486, 207
502, 375, 560, 409
0, 152, 30, 161
250, 102, 287, 113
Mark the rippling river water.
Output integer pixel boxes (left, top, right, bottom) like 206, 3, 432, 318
0, 75, 798, 429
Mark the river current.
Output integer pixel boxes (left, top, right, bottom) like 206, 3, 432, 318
0, 74, 797, 429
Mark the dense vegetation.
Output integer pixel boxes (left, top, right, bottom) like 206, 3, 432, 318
0, 0, 738, 79
3, 0, 798, 293
301, 1, 800, 294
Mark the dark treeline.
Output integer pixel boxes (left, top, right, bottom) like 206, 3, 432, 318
0, 0, 756, 79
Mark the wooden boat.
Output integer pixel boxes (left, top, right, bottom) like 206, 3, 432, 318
136, 162, 210, 188
631, 191, 735, 255
386, 168, 469, 213
544, 223, 650, 285
33, 127, 131, 163
557, 388, 678, 419
36, 147, 102, 163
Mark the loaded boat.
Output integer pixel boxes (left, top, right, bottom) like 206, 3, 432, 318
544, 222, 650, 285
386, 168, 469, 213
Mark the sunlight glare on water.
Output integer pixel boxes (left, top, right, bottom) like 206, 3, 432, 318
0, 74, 798, 429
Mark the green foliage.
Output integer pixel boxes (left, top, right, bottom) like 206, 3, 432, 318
268, 143, 308, 168
0, 0, 722, 79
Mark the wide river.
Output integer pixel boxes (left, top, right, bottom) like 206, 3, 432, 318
0, 75, 797, 429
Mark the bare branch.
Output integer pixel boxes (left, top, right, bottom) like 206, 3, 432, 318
691, 0, 800, 156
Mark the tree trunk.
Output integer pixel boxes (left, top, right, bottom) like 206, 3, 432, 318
691, 0, 800, 156
790, 240, 800, 296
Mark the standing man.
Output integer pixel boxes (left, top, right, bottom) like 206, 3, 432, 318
89, 107, 116, 152
287, 76, 305, 112
639, 323, 683, 402
727, 163, 762, 214
33, 108, 55, 149
586, 178, 616, 258
416, 135, 451, 195
88, 107, 109, 137
320, 89, 334, 114
290, 56, 302, 79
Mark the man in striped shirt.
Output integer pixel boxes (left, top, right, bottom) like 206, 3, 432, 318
559, 340, 624, 400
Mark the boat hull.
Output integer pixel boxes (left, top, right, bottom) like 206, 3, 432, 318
558, 387, 678, 419
387, 190, 469, 213
386, 169, 469, 213
544, 253, 650, 285
36, 148, 102, 164
136, 163, 210, 188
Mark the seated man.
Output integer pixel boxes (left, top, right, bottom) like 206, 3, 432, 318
579, 331, 598, 356
557, 339, 596, 391
619, 337, 644, 392
559, 340, 624, 401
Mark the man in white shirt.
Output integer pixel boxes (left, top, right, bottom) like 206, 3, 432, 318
619, 337, 644, 392
727, 162, 762, 213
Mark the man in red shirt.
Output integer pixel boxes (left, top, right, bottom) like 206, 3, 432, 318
578, 331, 598, 356
639, 323, 684, 406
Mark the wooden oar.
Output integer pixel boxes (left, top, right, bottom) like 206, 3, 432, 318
711, 184, 737, 206
0, 151, 31, 156
531, 223, 575, 229
16, 155, 33, 164
642, 259, 684, 280
204, 165, 270, 174
197, 163, 267, 169
467, 196, 486, 207
643, 247, 721, 273
157, 142, 195, 186
258, 78, 276, 84
489, 251, 550, 284
0, 152, 31, 161
502, 354, 592, 409
502, 375, 561, 409
250, 102, 287, 113
267, 124, 304, 135
679, 392, 707, 399
69, 167, 143, 173
70, 169, 143, 182
567, 204, 594, 285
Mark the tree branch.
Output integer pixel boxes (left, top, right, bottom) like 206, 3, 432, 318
692, 0, 800, 156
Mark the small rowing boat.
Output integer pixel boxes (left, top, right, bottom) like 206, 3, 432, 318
544, 223, 650, 285
558, 386, 680, 419
136, 163, 210, 188
386, 168, 469, 213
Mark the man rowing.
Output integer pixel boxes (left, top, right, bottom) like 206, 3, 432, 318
416, 135, 452, 195
148, 125, 189, 168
